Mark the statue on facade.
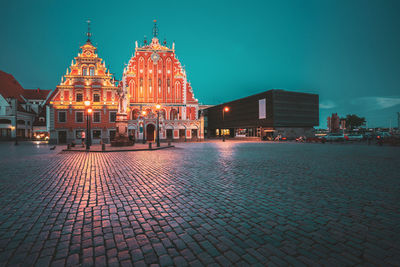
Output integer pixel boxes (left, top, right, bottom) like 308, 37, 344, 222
117, 87, 127, 114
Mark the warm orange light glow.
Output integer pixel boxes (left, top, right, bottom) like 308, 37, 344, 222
88, 108, 93, 113
142, 111, 147, 115
84, 100, 91, 106
224, 107, 230, 112
156, 104, 161, 110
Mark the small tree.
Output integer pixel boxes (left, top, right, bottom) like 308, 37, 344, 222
345, 114, 366, 130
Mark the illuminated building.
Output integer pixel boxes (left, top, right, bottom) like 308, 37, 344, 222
122, 21, 201, 141
0, 71, 50, 140
204, 90, 319, 140
47, 23, 119, 144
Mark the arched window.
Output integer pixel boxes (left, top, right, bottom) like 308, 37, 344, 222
89, 67, 95, 76
131, 109, 139, 120
160, 109, 166, 120
175, 82, 181, 100
82, 67, 88, 76
170, 109, 178, 120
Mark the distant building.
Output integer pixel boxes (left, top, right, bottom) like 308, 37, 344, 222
122, 21, 201, 141
0, 71, 50, 140
327, 113, 341, 132
47, 34, 119, 144
204, 90, 319, 139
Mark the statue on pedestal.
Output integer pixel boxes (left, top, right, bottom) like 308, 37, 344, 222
111, 86, 133, 146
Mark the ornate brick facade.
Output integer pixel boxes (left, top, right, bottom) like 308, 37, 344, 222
47, 39, 119, 144
122, 21, 201, 141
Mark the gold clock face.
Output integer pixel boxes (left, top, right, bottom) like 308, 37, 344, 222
151, 52, 160, 62
85, 51, 91, 56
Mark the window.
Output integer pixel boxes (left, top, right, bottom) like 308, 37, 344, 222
89, 67, 94, 76
109, 111, 117, 122
76, 111, 84, 123
93, 130, 101, 139
170, 109, 178, 120
76, 93, 83, 102
58, 111, 66, 123
93, 111, 101, 123
82, 67, 87, 76
93, 93, 100, 102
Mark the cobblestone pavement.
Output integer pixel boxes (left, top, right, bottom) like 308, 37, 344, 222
0, 142, 399, 266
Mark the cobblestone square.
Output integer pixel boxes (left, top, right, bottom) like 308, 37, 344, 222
0, 142, 399, 266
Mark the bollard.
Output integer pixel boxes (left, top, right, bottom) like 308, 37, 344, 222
67, 144, 71, 150
168, 141, 171, 146
102, 144, 105, 151
149, 143, 152, 149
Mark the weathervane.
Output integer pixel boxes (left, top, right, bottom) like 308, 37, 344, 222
86, 19, 92, 42
152, 19, 158, 38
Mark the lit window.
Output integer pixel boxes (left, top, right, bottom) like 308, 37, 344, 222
82, 67, 88, 76
89, 67, 95, 76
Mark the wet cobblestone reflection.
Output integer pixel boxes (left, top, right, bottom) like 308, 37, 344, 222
0, 142, 399, 266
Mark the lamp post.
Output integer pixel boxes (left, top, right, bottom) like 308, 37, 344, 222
222, 106, 229, 142
14, 117, 18, 146
84, 100, 92, 150
156, 104, 161, 147
142, 110, 146, 144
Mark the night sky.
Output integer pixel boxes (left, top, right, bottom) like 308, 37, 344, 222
1, 0, 399, 128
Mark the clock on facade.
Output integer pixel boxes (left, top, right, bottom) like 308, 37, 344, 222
151, 52, 160, 63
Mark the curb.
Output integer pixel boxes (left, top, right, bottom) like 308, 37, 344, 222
61, 145, 175, 153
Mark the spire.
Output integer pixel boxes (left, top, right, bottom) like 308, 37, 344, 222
86, 19, 92, 43
152, 19, 158, 38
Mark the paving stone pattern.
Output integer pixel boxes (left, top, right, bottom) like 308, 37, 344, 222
0, 142, 400, 266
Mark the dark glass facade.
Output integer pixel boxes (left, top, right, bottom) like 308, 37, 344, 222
204, 90, 319, 139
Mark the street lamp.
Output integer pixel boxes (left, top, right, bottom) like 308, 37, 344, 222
142, 110, 147, 144
156, 104, 161, 147
85, 100, 92, 150
222, 106, 229, 142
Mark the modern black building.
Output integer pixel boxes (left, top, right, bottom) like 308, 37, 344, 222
203, 90, 319, 139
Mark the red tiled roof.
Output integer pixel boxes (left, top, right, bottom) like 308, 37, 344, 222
0, 70, 25, 102
23, 88, 51, 100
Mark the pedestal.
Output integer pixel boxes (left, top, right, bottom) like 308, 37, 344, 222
111, 113, 134, 147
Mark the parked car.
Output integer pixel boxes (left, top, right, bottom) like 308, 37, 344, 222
323, 133, 345, 141
346, 133, 363, 141
376, 132, 391, 140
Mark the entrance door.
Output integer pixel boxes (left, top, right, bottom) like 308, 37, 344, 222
58, 131, 67, 144
191, 129, 198, 140
146, 124, 155, 141
109, 130, 116, 141
179, 129, 185, 140
166, 129, 173, 140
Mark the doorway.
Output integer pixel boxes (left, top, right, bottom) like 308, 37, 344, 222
58, 130, 67, 144
146, 124, 155, 141
166, 129, 173, 140
191, 129, 198, 140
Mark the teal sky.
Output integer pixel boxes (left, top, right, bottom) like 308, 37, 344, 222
1, 0, 400, 128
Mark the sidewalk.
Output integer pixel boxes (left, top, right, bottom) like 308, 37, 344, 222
62, 142, 174, 152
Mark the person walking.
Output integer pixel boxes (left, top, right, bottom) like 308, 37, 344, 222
81, 131, 86, 147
